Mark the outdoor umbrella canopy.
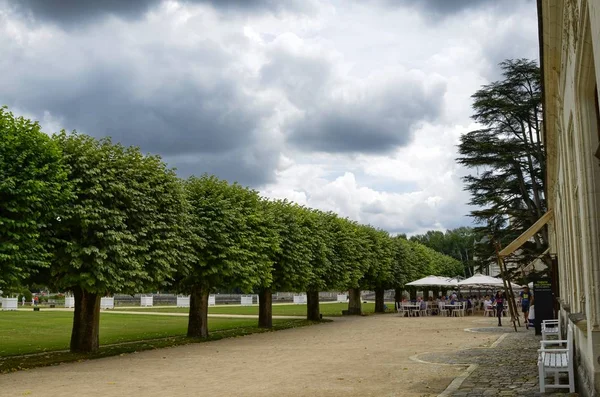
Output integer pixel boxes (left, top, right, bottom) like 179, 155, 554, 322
457, 273, 521, 289
406, 275, 457, 287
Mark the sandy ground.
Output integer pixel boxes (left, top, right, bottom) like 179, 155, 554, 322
0, 315, 502, 397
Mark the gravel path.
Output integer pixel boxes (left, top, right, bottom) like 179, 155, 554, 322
0, 315, 500, 397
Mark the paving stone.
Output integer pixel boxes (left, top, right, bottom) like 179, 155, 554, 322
419, 327, 576, 396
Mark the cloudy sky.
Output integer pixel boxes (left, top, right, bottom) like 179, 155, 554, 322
0, 0, 539, 235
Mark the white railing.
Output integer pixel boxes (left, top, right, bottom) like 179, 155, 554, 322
1, 297, 18, 311
337, 294, 348, 303
176, 296, 190, 308
100, 297, 114, 309
293, 295, 307, 304
208, 295, 216, 306
64, 296, 75, 308
140, 296, 153, 307
240, 295, 254, 306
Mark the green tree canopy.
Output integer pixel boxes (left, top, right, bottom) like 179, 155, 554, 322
182, 175, 276, 336
0, 107, 68, 293
51, 132, 189, 352
410, 227, 476, 276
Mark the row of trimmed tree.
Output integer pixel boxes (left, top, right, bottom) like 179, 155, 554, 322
1, 107, 463, 353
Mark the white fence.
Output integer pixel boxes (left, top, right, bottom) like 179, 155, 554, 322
337, 294, 348, 303
293, 295, 307, 304
240, 295, 255, 306
100, 297, 114, 309
64, 296, 75, 308
209, 295, 216, 306
176, 296, 190, 308
1, 297, 18, 311
140, 296, 153, 307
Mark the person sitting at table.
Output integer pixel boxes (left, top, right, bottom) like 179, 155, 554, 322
428, 296, 438, 315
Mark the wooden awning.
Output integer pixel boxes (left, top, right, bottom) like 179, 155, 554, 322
498, 210, 554, 257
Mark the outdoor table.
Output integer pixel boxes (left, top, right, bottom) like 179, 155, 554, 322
401, 304, 420, 317
444, 304, 462, 316
445, 304, 462, 309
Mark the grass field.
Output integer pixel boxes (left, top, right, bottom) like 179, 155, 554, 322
0, 311, 297, 357
113, 302, 393, 316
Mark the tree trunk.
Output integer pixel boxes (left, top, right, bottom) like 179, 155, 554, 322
374, 288, 385, 313
70, 287, 100, 353
306, 290, 320, 321
394, 288, 403, 305
187, 284, 209, 338
347, 288, 362, 315
258, 288, 272, 328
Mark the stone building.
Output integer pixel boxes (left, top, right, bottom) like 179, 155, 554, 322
539, 0, 600, 395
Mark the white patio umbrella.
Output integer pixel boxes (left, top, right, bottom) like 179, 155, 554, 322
457, 273, 521, 290
406, 275, 456, 287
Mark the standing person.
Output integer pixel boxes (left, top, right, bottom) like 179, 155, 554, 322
495, 291, 504, 326
520, 286, 533, 329
33, 295, 38, 306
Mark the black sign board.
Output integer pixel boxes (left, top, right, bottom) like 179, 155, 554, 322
533, 278, 554, 335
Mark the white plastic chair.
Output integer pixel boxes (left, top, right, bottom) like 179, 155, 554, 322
451, 304, 461, 317
438, 302, 448, 317
483, 305, 494, 317
396, 302, 407, 317
466, 301, 474, 316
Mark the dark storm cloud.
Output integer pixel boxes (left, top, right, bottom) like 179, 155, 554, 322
260, 42, 446, 154
14, 0, 311, 26
287, 81, 445, 154
289, 111, 410, 153
167, 145, 281, 186
3, 58, 263, 156
0, 24, 276, 186
372, 0, 533, 18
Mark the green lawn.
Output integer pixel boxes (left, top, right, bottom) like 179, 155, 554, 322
113, 302, 391, 316
0, 311, 293, 357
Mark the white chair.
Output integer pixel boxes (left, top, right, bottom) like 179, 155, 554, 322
466, 302, 474, 316
409, 304, 420, 317
438, 302, 448, 317
396, 302, 407, 317
483, 305, 494, 317
429, 301, 437, 316
451, 303, 461, 317
538, 324, 574, 393
542, 319, 561, 341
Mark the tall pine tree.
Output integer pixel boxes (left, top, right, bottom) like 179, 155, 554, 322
457, 59, 547, 276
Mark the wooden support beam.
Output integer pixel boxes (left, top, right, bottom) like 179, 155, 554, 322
499, 210, 554, 257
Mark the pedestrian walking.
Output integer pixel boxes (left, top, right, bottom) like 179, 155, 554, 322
520, 286, 533, 329
494, 291, 504, 326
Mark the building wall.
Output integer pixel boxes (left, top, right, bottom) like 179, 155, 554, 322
541, 0, 600, 395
